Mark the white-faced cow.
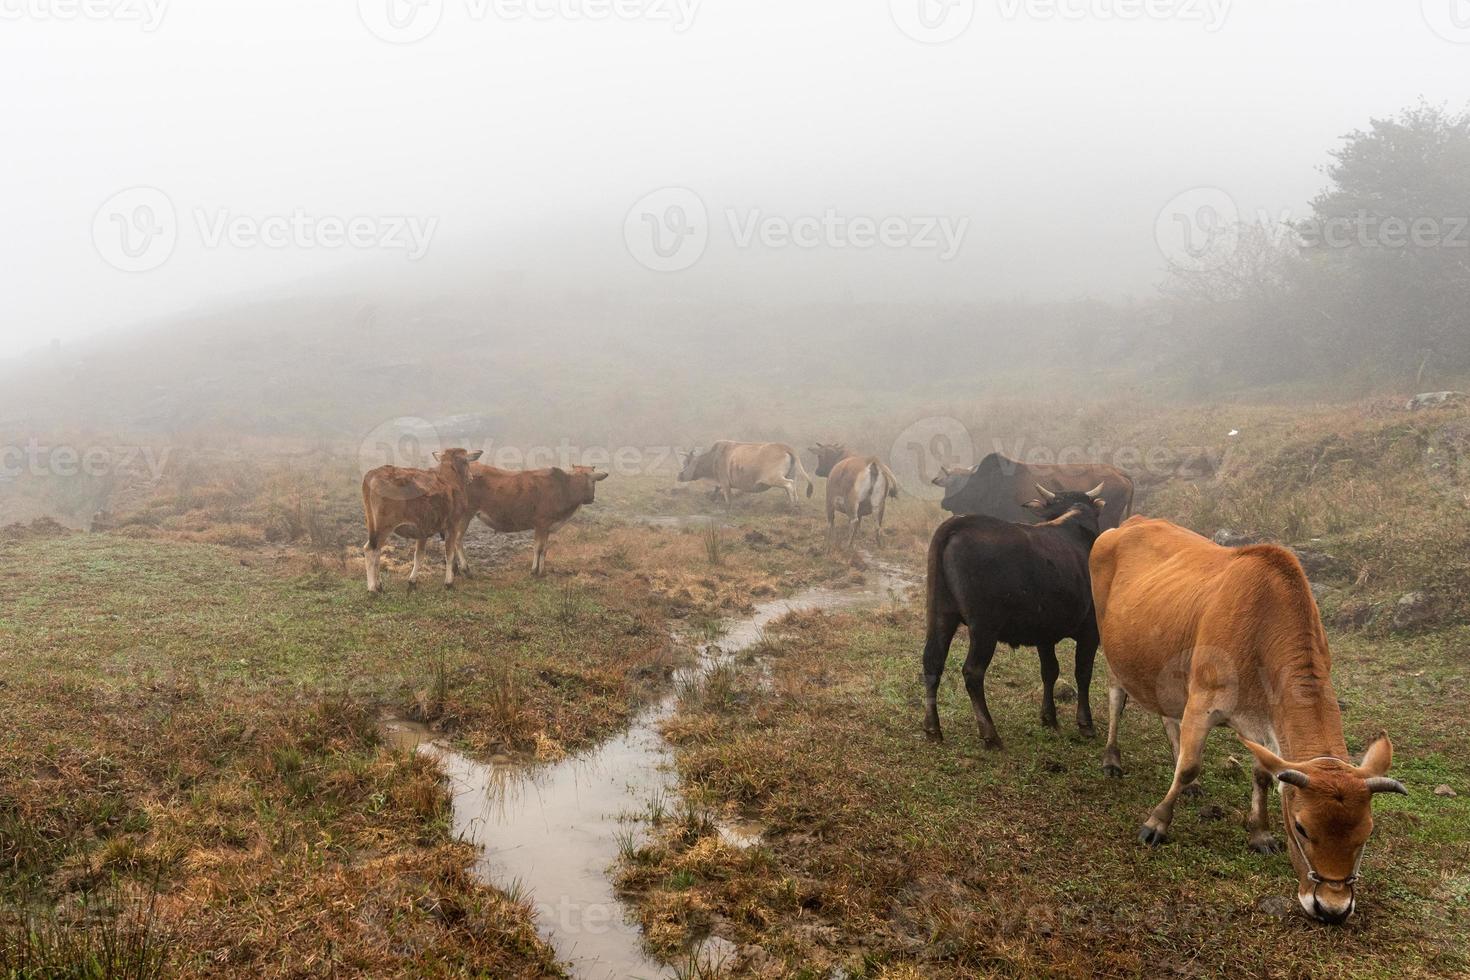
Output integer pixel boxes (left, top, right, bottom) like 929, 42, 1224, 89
932, 452, 1134, 531
809, 443, 900, 550
1090, 517, 1406, 924
677, 441, 814, 509
361, 447, 482, 593
452, 463, 609, 577
921, 484, 1107, 749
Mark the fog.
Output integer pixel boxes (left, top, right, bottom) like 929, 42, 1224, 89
3, 0, 1467, 360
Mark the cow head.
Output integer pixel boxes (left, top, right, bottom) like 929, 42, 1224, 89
676, 448, 705, 483
809, 443, 849, 478
566, 464, 610, 504
432, 448, 483, 483
1022, 483, 1106, 530
1241, 736, 1405, 925
931, 464, 977, 509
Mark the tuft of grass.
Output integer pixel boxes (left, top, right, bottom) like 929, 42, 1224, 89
0, 878, 167, 980
701, 520, 723, 566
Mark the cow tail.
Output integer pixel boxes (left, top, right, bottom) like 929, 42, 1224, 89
789, 451, 815, 498
877, 460, 901, 499
361, 475, 379, 550
926, 517, 957, 623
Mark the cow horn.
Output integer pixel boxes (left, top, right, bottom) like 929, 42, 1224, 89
1086, 482, 1106, 498
1035, 484, 1057, 501
1276, 769, 1311, 789
1364, 776, 1408, 795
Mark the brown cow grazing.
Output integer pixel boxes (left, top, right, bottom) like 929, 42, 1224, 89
932, 452, 1134, 530
676, 441, 814, 508
361, 448, 482, 593
1090, 517, 1407, 924
809, 444, 900, 550
451, 463, 609, 577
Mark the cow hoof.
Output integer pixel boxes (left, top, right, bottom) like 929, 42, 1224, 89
1250, 834, 1284, 855
982, 737, 1005, 752
1078, 725, 1097, 739
1040, 715, 1059, 730
1103, 763, 1124, 779
923, 729, 943, 743
1138, 825, 1167, 846
406, 581, 417, 592
1180, 783, 1204, 799
444, 581, 454, 590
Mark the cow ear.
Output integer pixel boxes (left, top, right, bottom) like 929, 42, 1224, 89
1093, 497, 1107, 509
1356, 733, 1394, 777
431, 451, 443, 462
466, 451, 483, 462
1238, 737, 1292, 776
1021, 498, 1045, 511
594, 471, 609, 482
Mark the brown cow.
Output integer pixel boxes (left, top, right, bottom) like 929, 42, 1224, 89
932, 452, 1134, 530
809, 444, 900, 550
361, 447, 482, 593
1090, 517, 1406, 924
451, 463, 608, 577
677, 441, 814, 508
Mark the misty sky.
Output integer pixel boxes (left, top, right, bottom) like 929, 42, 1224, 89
2, 0, 1467, 358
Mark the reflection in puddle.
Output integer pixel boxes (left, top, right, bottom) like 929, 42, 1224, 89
386, 563, 913, 979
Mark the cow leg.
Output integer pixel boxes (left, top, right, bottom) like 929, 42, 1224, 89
825, 505, 837, 551
1102, 686, 1127, 777
442, 526, 460, 589
452, 531, 473, 578
1162, 718, 1204, 797
1038, 644, 1060, 730
407, 537, 426, 590
1138, 706, 1209, 845
845, 513, 862, 551
1074, 627, 1098, 737
1246, 761, 1284, 854
921, 609, 962, 742
961, 632, 1003, 750
531, 528, 549, 576
364, 539, 383, 593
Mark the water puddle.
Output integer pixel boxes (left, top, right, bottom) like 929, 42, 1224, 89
386, 561, 914, 979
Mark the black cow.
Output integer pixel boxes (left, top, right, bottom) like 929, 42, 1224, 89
921, 484, 1107, 750
933, 452, 1134, 531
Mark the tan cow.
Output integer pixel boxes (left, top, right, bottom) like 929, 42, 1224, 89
676, 441, 814, 508
1090, 517, 1406, 924
809, 444, 900, 550
451, 463, 608, 577
361, 447, 482, 593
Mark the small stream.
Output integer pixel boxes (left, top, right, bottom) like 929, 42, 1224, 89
385, 563, 914, 979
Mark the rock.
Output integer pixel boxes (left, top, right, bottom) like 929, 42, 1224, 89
738, 945, 773, 971
693, 936, 739, 970
1309, 582, 1338, 605
1407, 391, 1466, 411
1392, 592, 1435, 631
1053, 681, 1077, 704
1198, 803, 1227, 822
1290, 548, 1351, 581
1254, 894, 1296, 920
1333, 599, 1381, 631
1213, 529, 1261, 548
1435, 784, 1457, 798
